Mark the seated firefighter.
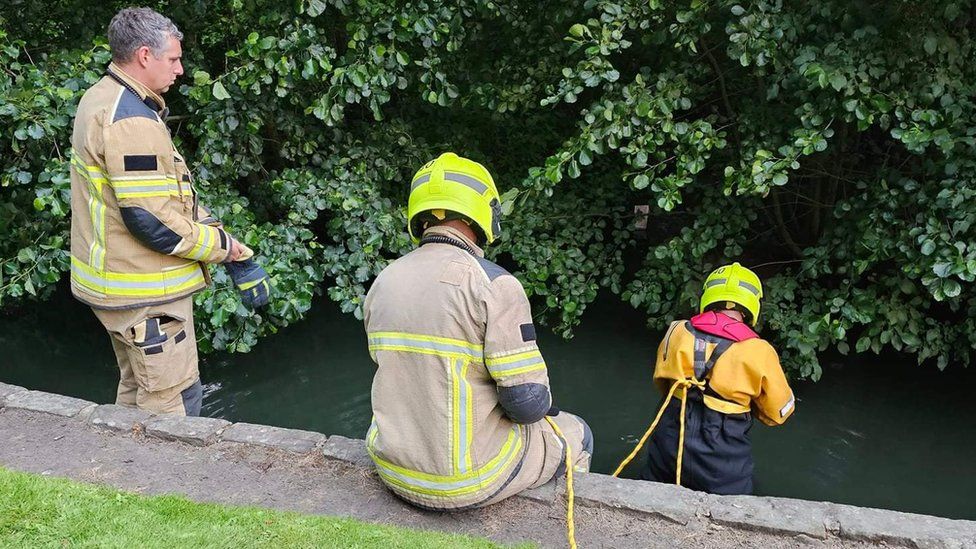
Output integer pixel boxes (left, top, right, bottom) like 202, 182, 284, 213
641, 263, 795, 495
363, 152, 593, 510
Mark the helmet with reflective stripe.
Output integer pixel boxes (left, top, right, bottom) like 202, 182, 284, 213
407, 152, 502, 245
699, 262, 763, 326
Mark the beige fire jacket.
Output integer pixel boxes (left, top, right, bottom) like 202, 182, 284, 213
363, 225, 553, 509
69, 63, 230, 310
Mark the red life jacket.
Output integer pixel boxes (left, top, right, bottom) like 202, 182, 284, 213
689, 311, 758, 342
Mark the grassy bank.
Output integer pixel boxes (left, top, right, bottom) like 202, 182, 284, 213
0, 467, 524, 548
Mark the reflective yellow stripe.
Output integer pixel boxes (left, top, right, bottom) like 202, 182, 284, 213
367, 420, 523, 497
186, 225, 215, 261
368, 332, 483, 361
70, 154, 107, 182
71, 152, 107, 270
238, 277, 263, 291
70, 256, 205, 298
485, 348, 546, 378
112, 176, 181, 199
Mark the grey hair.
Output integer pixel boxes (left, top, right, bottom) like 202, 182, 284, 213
107, 7, 183, 63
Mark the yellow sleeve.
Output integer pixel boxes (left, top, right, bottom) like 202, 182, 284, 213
103, 117, 232, 263
749, 340, 796, 426
652, 321, 682, 395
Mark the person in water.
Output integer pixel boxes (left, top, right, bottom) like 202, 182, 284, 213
642, 262, 795, 494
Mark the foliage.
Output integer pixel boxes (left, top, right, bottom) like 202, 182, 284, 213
2, 0, 975, 377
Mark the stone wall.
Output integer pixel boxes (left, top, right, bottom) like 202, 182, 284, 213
1, 381, 973, 549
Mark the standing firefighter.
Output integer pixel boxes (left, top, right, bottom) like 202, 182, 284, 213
70, 8, 270, 416
363, 153, 593, 510
615, 263, 795, 494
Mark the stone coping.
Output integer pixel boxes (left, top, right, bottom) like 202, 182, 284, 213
1, 382, 974, 549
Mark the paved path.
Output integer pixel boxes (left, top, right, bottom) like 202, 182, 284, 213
0, 408, 867, 548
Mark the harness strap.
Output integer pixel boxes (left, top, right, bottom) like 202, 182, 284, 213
688, 321, 734, 380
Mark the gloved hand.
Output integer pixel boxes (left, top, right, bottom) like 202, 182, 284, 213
225, 258, 271, 308
547, 404, 560, 417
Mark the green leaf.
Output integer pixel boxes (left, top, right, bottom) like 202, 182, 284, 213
943, 279, 962, 298
27, 124, 44, 139
16, 248, 35, 263
306, 0, 327, 16
212, 81, 231, 100
924, 36, 938, 55
829, 74, 848, 92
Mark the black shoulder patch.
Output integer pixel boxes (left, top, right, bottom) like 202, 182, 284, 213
476, 256, 510, 281
123, 155, 158, 171
113, 88, 158, 123
520, 323, 537, 342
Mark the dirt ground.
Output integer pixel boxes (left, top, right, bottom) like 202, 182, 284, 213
0, 409, 880, 548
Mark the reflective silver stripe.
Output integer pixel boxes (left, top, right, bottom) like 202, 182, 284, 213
455, 358, 471, 473
780, 393, 795, 418
372, 428, 522, 492
70, 263, 202, 290
705, 278, 727, 288
486, 355, 545, 375
368, 336, 482, 360
188, 226, 214, 260
410, 174, 431, 191
738, 280, 760, 295
409, 172, 489, 194
444, 171, 488, 194
114, 184, 181, 195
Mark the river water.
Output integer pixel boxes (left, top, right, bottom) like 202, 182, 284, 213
2, 286, 974, 520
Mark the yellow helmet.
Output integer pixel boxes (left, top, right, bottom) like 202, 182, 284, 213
407, 152, 502, 245
699, 262, 763, 326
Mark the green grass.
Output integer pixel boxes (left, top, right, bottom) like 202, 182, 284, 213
0, 467, 526, 548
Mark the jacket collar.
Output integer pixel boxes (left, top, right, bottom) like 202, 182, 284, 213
107, 62, 167, 115
421, 225, 485, 258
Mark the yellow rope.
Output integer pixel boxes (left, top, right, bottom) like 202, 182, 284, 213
611, 377, 706, 483
545, 416, 576, 549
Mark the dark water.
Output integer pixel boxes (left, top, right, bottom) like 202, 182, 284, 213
2, 286, 975, 520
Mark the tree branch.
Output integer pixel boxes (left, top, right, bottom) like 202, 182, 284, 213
771, 190, 804, 257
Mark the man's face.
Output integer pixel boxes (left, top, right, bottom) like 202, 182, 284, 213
143, 36, 183, 94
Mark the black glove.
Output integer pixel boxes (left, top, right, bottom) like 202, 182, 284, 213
225, 258, 271, 308
547, 404, 560, 417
